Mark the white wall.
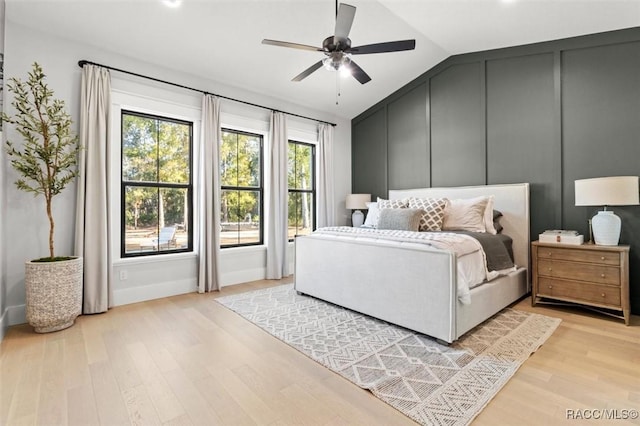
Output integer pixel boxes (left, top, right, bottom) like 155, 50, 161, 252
1, 15, 351, 331
0, 0, 7, 340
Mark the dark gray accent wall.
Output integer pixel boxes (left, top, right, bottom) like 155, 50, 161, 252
486, 53, 559, 238
351, 27, 640, 314
561, 41, 640, 232
387, 82, 429, 190
431, 62, 485, 187
352, 106, 387, 202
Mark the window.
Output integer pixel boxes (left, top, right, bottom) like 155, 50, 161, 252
288, 141, 315, 240
220, 129, 263, 247
121, 111, 193, 257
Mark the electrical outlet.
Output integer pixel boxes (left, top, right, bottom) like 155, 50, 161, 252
119, 270, 128, 281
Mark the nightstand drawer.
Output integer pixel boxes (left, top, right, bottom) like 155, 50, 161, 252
538, 277, 621, 307
536, 246, 619, 265
537, 259, 620, 286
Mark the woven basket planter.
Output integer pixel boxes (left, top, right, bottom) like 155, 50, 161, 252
25, 257, 83, 333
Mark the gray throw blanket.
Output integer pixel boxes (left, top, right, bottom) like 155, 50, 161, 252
451, 231, 515, 271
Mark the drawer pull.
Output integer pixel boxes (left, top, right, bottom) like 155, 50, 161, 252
548, 285, 553, 289
548, 252, 552, 257
601, 273, 605, 278
601, 256, 605, 260
601, 293, 606, 298
548, 268, 552, 272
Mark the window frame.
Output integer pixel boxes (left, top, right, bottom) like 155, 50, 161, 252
220, 128, 265, 248
287, 139, 316, 241
120, 110, 194, 258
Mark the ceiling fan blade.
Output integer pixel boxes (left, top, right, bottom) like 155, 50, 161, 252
349, 39, 416, 55
292, 60, 324, 82
262, 39, 323, 52
334, 3, 356, 41
348, 61, 371, 85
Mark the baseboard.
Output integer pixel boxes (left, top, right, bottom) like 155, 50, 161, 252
113, 278, 197, 306
219, 262, 293, 287
221, 267, 266, 287
2, 304, 27, 329
0, 308, 7, 342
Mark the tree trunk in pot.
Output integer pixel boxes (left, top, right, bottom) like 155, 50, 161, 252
25, 257, 83, 333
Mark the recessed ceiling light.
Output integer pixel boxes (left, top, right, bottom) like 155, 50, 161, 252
163, 0, 182, 8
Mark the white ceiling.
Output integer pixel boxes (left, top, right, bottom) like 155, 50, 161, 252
6, 0, 640, 119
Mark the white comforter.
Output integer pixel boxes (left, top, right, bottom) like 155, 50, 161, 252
311, 226, 504, 304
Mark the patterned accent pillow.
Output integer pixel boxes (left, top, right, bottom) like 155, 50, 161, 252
407, 197, 448, 231
377, 197, 408, 209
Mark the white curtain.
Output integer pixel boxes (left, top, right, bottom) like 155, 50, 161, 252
266, 111, 290, 279
198, 94, 222, 292
74, 64, 112, 314
316, 123, 335, 228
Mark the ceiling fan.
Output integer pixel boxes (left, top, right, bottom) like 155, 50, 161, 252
262, 2, 416, 85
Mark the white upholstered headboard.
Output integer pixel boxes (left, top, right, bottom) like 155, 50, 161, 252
389, 183, 530, 273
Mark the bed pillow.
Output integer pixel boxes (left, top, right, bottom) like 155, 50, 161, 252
483, 196, 498, 235
377, 208, 422, 232
443, 196, 490, 232
362, 202, 380, 228
377, 197, 408, 209
407, 197, 448, 231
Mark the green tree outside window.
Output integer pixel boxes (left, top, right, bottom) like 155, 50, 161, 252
121, 111, 192, 256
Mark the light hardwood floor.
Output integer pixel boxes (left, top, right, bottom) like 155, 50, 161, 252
1, 278, 639, 426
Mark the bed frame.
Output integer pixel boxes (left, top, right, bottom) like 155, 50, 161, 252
294, 183, 530, 343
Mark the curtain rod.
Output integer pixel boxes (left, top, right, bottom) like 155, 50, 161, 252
77, 60, 337, 127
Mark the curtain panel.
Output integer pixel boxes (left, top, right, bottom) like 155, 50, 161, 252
198, 94, 222, 292
316, 123, 335, 228
74, 64, 112, 314
266, 112, 290, 279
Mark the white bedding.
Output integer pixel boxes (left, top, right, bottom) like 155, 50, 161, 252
312, 226, 510, 304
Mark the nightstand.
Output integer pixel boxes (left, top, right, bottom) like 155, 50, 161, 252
531, 241, 630, 325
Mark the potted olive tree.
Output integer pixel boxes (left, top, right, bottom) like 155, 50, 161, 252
2, 62, 83, 333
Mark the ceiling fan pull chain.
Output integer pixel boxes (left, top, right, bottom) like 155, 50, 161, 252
336, 72, 341, 105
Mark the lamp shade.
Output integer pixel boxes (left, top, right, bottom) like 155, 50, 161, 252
345, 194, 371, 210
575, 176, 639, 207
575, 176, 639, 246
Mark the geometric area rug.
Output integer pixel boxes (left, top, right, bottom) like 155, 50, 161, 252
216, 284, 561, 426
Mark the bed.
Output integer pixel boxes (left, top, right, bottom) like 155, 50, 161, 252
294, 183, 530, 343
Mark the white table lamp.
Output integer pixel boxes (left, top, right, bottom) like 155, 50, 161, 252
346, 194, 371, 227
575, 176, 639, 246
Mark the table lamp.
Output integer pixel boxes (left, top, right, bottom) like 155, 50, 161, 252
575, 176, 639, 246
346, 194, 371, 227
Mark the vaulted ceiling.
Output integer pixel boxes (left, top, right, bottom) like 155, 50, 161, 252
6, 0, 640, 119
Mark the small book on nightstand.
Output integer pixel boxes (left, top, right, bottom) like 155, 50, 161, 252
538, 230, 584, 245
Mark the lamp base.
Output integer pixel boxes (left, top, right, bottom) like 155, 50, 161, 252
352, 210, 364, 228
592, 210, 621, 246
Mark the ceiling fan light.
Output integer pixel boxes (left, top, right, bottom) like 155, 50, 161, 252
322, 57, 335, 71
340, 64, 353, 77
162, 0, 182, 8
322, 53, 352, 72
